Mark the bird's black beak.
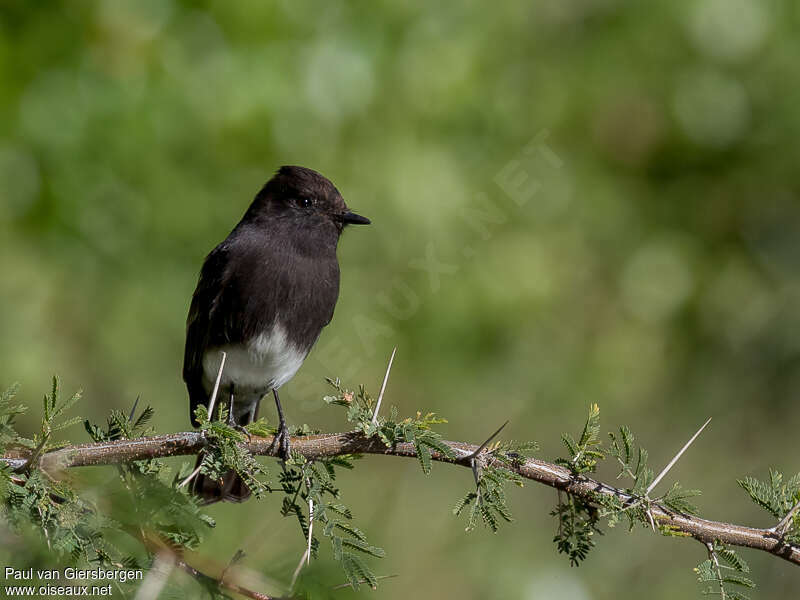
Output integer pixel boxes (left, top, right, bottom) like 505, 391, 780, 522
340, 211, 371, 225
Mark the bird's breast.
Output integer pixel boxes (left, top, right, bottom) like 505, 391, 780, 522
202, 321, 307, 393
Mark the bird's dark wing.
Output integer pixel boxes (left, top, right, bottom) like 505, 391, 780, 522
183, 243, 241, 425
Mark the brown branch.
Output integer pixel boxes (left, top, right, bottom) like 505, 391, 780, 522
138, 528, 278, 600
175, 557, 275, 600
3, 430, 799, 567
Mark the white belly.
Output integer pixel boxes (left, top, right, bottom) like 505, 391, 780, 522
202, 321, 306, 392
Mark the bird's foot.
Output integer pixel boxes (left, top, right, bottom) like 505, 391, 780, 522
275, 420, 291, 463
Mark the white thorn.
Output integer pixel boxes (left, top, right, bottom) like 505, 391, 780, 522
467, 420, 509, 460
178, 464, 203, 489
372, 347, 397, 425
290, 479, 315, 592
647, 417, 712, 496
206, 351, 227, 422
180, 352, 227, 489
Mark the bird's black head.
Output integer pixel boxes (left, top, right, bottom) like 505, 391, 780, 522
244, 166, 370, 233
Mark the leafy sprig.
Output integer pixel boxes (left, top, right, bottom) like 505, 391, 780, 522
738, 469, 800, 544
695, 541, 755, 600
551, 493, 602, 566
0, 382, 26, 450
325, 377, 456, 473
15, 376, 82, 468
453, 439, 537, 533
557, 403, 604, 475
280, 451, 385, 590
192, 404, 270, 499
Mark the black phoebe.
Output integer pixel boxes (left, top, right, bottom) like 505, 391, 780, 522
183, 165, 370, 503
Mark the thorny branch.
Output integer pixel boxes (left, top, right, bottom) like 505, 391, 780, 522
137, 529, 277, 600
2, 430, 799, 567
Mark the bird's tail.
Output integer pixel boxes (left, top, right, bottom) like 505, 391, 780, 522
190, 396, 258, 504
191, 456, 252, 504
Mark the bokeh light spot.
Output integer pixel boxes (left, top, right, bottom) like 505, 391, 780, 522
304, 41, 375, 121
688, 0, 770, 63
673, 68, 749, 148
621, 236, 694, 323
0, 144, 40, 219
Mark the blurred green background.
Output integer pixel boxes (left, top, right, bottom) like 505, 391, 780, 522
1, 0, 799, 598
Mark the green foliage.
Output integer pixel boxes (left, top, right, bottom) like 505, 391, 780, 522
4, 377, 392, 595
4, 468, 114, 563
325, 377, 456, 474
84, 401, 161, 478
1, 379, 214, 593
86, 402, 214, 552
554, 408, 702, 571
602, 424, 701, 531
279, 452, 385, 591
661, 482, 702, 516
487, 439, 540, 469
325, 378, 540, 536
0, 382, 26, 450
738, 469, 800, 542
14, 376, 83, 467
193, 404, 270, 499
695, 542, 754, 600
557, 404, 604, 475
454, 466, 516, 533
84, 399, 155, 444
608, 425, 652, 494
0, 379, 782, 599
453, 439, 536, 533
551, 493, 602, 567
243, 416, 274, 438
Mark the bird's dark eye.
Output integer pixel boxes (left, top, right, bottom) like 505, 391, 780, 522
299, 198, 314, 208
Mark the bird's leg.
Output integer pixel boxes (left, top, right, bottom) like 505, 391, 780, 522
273, 388, 290, 461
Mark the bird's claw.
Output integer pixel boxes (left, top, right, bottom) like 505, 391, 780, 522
276, 422, 291, 463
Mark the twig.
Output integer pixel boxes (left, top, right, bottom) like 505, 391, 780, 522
465, 420, 510, 500
38, 506, 51, 550
175, 555, 275, 600
647, 417, 712, 495
307, 493, 313, 566
706, 541, 728, 600
221, 549, 246, 585
289, 478, 315, 592
289, 550, 307, 594
128, 395, 141, 423
331, 574, 398, 590
645, 506, 656, 532
134, 551, 175, 600
556, 490, 563, 540
774, 499, 800, 537
372, 347, 396, 425
8, 429, 800, 567
178, 463, 203, 489
139, 532, 276, 600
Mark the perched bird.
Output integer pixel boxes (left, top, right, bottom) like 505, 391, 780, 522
183, 165, 370, 503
